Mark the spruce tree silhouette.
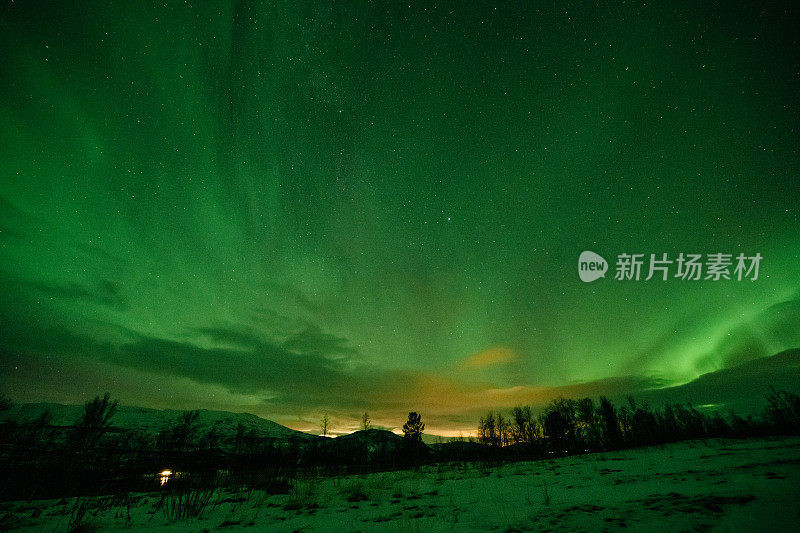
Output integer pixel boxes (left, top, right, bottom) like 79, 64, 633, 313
402, 411, 424, 443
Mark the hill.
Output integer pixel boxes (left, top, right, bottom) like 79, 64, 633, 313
0, 402, 316, 441
640, 348, 800, 414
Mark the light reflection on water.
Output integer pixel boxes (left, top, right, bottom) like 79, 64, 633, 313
159, 469, 172, 486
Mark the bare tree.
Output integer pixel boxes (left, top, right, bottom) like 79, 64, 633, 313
361, 412, 371, 431
70, 393, 118, 453
598, 396, 622, 449
479, 411, 498, 446
576, 397, 598, 448
763, 388, 800, 433
511, 405, 538, 445
497, 412, 510, 446
543, 397, 577, 452
234, 422, 247, 454
320, 412, 330, 437
169, 410, 201, 451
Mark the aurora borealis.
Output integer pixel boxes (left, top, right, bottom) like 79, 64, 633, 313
1, 1, 798, 435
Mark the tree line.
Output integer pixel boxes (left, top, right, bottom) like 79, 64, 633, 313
0, 397, 431, 501
1, 389, 798, 500
475, 389, 800, 457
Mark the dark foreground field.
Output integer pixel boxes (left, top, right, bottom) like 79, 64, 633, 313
2, 436, 798, 532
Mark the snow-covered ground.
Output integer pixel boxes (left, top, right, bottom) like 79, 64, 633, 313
2, 436, 798, 531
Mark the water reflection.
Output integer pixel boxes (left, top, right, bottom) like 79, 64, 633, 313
159, 469, 172, 486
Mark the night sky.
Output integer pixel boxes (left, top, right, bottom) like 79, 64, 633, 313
1, 1, 798, 435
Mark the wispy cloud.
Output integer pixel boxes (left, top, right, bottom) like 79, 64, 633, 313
461, 347, 519, 368
18, 277, 127, 310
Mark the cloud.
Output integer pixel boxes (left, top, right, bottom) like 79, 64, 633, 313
0, 349, 268, 413
2, 268, 798, 435
461, 347, 519, 369
0, 309, 659, 434
281, 325, 358, 359
17, 277, 127, 310
192, 327, 262, 350
4, 307, 797, 434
